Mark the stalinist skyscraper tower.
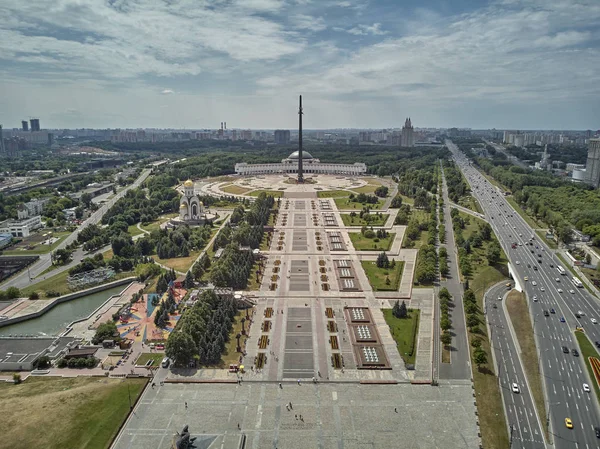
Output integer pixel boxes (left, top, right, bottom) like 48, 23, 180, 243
401, 117, 414, 147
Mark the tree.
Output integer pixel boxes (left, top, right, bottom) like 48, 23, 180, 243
390, 195, 403, 208
80, 192, 93, 208
376, 252, 389, 268
6, 287, 20, 300
473, 348, 488, 370
398, 301, 408, 318
466, 313, 479, 328
585, 253, 592, 265
156, 276, 168, 295
440, 317, 452, 331
471, 338, 482, 348
440, 331, 452, 347
486, 241, 501, 266
235, 333, 242, 352
52, 248, 73, 266
184, 271, 194, 289
465, 302, 478, 315
92, 321, 118, 344
392, 300, 401, 318
439, 288, 451, 301
165, 331, 197, 367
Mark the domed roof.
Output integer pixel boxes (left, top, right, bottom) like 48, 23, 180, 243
288, 150, 313, 160
184, 180, 193, 187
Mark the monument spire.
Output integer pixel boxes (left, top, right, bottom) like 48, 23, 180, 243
298, 95, 304, 183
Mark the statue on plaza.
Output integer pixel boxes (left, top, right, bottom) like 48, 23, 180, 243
174, 425, 197, 449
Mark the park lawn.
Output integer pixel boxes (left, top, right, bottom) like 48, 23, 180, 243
340, 213, 388, 227
221, 311, 249, 366
0, 376, 146, 449
22, 269, 134, 298
349, 232, 395, 251
158, 250, 201, 273
535, 230, 558, 249
260, 232, 271, 251
317, 190, 349, 198
127, 224, 144, 237
396, 194, 414, 206
220, 184, 253, 195
350, 179, 383, 194
135, 352, 164, 366
382, 308, 420, 366
2, 231, 71, 255
505, 290, 548, 439
458, 195, 483, 214
361, 261, 404, 291
140, 213, 178, 234
248, 190, 284, 198
574, 331, 600, 404
334, 197, 383, 210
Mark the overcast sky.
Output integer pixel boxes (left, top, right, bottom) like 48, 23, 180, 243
0, 0, 599, 130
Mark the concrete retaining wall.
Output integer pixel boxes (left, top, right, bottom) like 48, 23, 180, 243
0, 277, 136, 329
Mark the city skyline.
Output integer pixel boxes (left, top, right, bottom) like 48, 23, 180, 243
0, 0, 599, 129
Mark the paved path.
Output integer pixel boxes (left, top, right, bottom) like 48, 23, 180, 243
438, 164, 471, 381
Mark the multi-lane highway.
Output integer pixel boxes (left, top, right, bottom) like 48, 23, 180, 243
448, 140, 600, 448
486, 282, 545, 448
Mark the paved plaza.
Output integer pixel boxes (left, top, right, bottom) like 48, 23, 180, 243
114, 174, 480, 449
113, 382, 479, 449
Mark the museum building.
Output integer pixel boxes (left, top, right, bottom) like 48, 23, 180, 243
234, 151, 367, 176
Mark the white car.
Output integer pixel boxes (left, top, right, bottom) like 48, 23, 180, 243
532, 281, 537, 286
512, 383, 520, 394
592, 318, 598, 324
557, 289, 563, 293
569, 290, 575, 294
540, 287, 545, 292
583, 383, 591, 392
533, 296, 538, 302
555, 278, 560, 282
516, 261, 520, 265
579, 311, 585, 316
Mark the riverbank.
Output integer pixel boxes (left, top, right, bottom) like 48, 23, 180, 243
0, 278, 136, 330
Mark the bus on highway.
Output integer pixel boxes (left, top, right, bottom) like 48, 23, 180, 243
557, 265, 566, 275
572, 277, 583, 288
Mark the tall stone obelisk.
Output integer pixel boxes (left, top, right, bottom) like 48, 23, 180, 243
297, 95, 304, 183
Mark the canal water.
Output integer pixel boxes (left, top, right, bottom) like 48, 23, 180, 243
0, 285, 126, 337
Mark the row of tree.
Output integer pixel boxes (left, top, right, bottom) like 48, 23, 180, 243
165, 290, 238, 367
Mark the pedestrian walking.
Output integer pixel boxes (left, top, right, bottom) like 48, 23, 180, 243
295, 414, 298, 420
300, 415, 303, 421
394, 407, 397, 413
289, 402, 293, 409
279, 382, 283, 389
297, 379, 301, 385
185, 402, 188, 409
237, 423, 240, 430
286, 404, 290, 411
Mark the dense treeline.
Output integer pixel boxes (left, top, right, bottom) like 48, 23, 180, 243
204, 193, 274, 289
443, 160, 470, 203
165, 289, 238, 367
461, 142, 599, 244
139, 145, 450, 179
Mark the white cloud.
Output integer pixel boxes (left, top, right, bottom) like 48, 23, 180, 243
161, 89, 174, 95
346, 23, 387, 35
290, 14, 327, 32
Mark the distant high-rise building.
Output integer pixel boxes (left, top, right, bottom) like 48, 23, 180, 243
401, 117, 414, 147
0, 124, 5, 154
585, 138, 600, 189
30, 118, 40, 132
21, 120, 29, 131
274, 130, 291, 145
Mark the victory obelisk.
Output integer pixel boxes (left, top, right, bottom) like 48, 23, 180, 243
297, 95, 304, 183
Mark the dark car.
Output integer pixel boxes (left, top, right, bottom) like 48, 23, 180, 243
596, 341, 600, 349
573, 349, 579, 357
595, 427, 600, 438
576, 313, 581, 318
550, 264, 554, 268
551, 309, 556, 314
562, 346, 570, 354
533, 266, 538, 271
544, 310, 550, 317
